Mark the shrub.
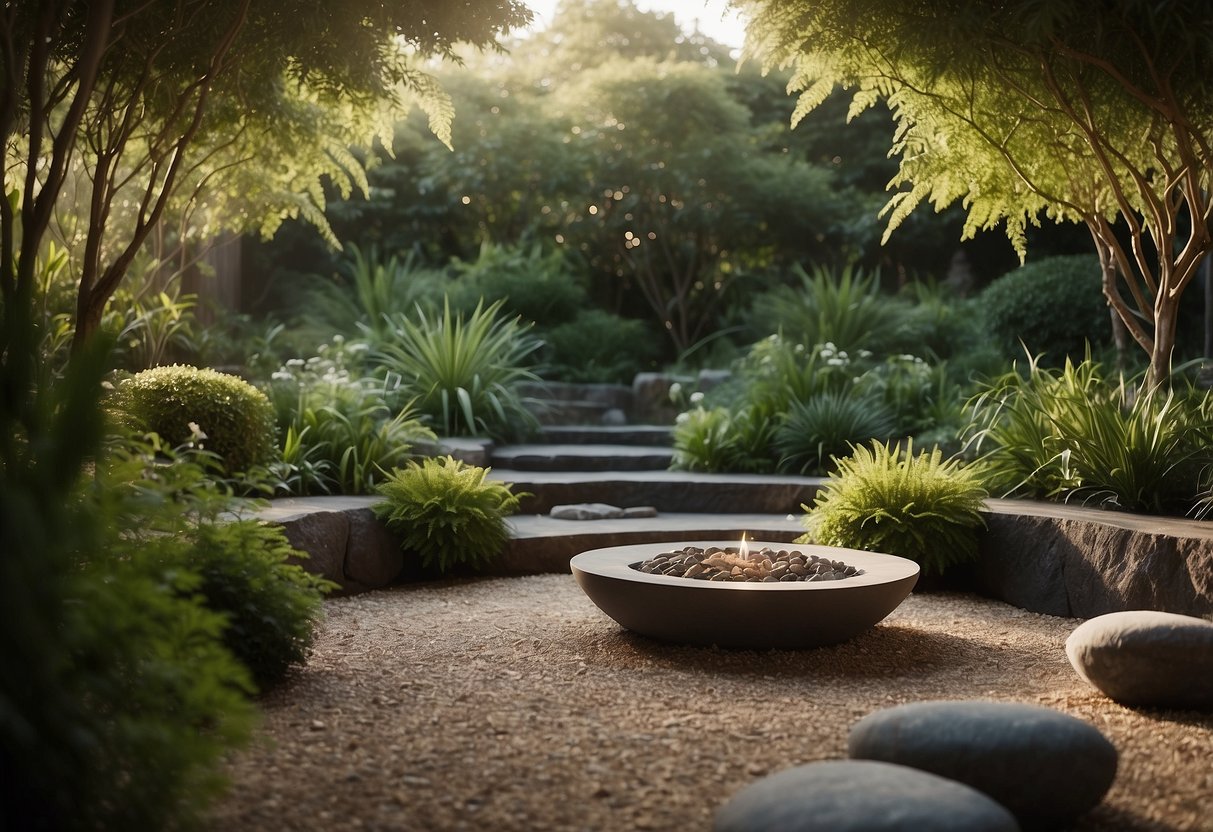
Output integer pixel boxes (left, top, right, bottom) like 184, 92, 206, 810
373, 456, 526, 573
114, 364, 277, 475
774, 391, 897, 474
295, 243, 448, 341
978, 254, 1109, 365
374, 298, 542, 439
747, 263, 916, 354
448, 241, 588, 327
180, 519, 334, 690
670, 406, 777, 474
2, 327, 254, 831
965, 357, 1213, 514
542, 308, 659, 384
265, 339, 435, 495
802, 440, 988, 575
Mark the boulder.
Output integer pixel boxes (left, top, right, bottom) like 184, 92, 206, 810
1065, 610, 1213, 709
279, 509, 349, 587
976, 509, 1213, 619
847, 700, 1116, 829
345, 508, 404, 588
713, 760, 1019, 832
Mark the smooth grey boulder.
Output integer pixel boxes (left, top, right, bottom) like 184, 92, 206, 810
1066, 610, 1213, 709
713, 760, 1019, 832
550, 503, 626, 521
847, 700, 1116, 829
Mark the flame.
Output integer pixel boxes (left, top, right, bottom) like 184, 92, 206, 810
739, 532, 750, 560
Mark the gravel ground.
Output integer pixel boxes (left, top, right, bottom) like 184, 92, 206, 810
211, 576, 1213, 831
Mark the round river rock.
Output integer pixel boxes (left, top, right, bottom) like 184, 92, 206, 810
847, 700, 1116, 829
713, 759, 1020, 832
1065, 610, 1213, 709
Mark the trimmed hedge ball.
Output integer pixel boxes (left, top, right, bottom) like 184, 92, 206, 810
117, 364, 277, 474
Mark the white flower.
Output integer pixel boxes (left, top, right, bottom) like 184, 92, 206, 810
827, 357, 845, 367
669, 382, 683, 397
675, 412, 690, 424
690, 391, 704, 405
187, 421, 208, 441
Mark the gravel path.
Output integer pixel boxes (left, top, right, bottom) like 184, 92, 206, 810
211, 576, 1213, 831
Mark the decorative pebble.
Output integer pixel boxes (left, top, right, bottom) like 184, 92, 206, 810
631, 546, 864, 584
847, 701, 1116, 829
713, 760, 1019, 832
1065, 610, 1213, 709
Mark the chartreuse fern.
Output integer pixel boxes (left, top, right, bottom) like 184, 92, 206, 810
800, 440, 988, 575
373, 456, 526, 573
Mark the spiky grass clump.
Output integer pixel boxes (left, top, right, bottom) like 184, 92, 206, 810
670, 406, 777, 473
373, 456, 525, 573
802, 440, 988, 575
774, 391, 896, 474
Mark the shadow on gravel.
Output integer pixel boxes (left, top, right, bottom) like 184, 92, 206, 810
581, 623, 1025, 681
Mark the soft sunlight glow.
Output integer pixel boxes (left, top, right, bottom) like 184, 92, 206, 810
521, 0, 748, 51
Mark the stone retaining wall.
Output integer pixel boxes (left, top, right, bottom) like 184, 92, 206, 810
265, 496, 1213, 618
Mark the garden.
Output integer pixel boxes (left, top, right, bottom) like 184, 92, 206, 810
3, 1, 1213, 830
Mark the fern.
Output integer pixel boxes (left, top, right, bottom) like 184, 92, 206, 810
373, 456, 526, 573
802, 439, 988, 575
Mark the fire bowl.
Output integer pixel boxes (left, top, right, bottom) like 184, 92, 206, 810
570, 540, 919, 649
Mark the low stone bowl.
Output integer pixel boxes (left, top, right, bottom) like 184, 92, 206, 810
570, 540, 919, 649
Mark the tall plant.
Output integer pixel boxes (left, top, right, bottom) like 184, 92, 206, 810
374, 298, 542, 439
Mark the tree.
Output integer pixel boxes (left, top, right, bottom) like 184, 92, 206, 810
739, 0, 1213, 385
0, 0, 531, 353
552, 57, 847, 353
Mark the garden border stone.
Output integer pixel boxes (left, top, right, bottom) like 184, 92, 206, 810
259, 490, 1213, 618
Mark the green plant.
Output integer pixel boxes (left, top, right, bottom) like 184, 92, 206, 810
774, 391, 897, 474
670, 406, 778, 474
2, 316, 254, 830
967, 356, 1213, 513
373, 456, 526, 573
541, 308, 659, 384
735, 335, 863, 417
748, 263, 916, 355
448, 241, 588, 327
181, 518, 334, 690
978, 255, 1109, 365
264, 339, 435, 495
374, 298, 542, 439
114, 364, 278, 475
802, 440, 988, 575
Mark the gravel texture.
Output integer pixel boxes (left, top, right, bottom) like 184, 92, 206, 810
211, 576, 1213, 831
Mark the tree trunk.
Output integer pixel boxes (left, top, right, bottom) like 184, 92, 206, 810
1150, 298, 1179, 390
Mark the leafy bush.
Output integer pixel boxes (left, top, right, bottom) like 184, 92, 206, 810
448, 241, 588, 327
670, 406, 777, 474
978, 255, 1109, 365
964, 357, 1213, 514
774, 391, 897, 474
2, 321, 253, 830
748, 263, 916, 354
374, 298, 542, 439
373, 456, 526, 573
265, 339, 435, 495
734, 336, 863, 416
802, 440, 988, 575
296, 243, 448, 341
180, 518, 334, 690
541, 308, 659, 384
114, 364, 277, 475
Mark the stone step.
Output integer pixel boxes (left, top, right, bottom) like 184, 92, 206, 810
538, 425, 674, 446
488, 468, 824, 515
491, 443, 674, 472
492, 512, 804, 574
524, 398, 621, 426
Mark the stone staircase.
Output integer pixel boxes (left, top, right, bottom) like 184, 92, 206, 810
487, 422, 819, 572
